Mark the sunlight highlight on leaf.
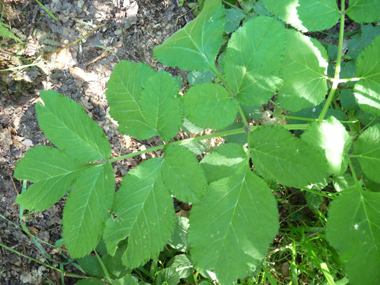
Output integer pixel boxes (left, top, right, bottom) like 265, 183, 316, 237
354, 35, 380, 116
302, 117, 351, 175
277, 30, 329, 112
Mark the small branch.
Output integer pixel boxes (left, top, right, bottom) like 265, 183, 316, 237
318, 1, 346, 122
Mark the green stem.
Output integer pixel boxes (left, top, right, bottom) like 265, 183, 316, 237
275, 114, 317, 122
95, 250, 112, 283
347, 156, 362, 191
107, 124, 307, 163
318, 0, 346, 122
0, 242, 87, 278
360, 116, 377, 133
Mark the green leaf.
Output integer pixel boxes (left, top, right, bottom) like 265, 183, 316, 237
363, 175, 380, 192
333, 174, 357, 192
168, 216, 189, 251
77, 255, 105, 277
155, 268, 180, 285
103, 158, 175, 268
222, 122, 247, 145
200, 143, 249, 183
225, 8, 245, 33
347, 24, 380, 60
153, 0, 225, 72
141, 72, 182, 142
346, 0, 380, 23
326, 189, 380, 285
288, 99, 346, 126
167, 254, 193, 279
182, 140, 209, 156
305, 192, 323, 210
340, 89, 359, 110
184, 83, 238, 130
356, 110, 380, 128
102, 239, 129, 279
261, 0, 340, 32
354, 35, 380, 116
238, 0, 255, 12
352, 124, 380, 183
106, 61, 156, 139
250, 126, 329, 188
77, 279, 104, 285
14, 146, 91, 211
181, 117, 205, 134
277, 30, 329, 112
239, 105, 262, 119
189, 168, 278, 285
223, 16, 286, 106
296, 0, 340, 31
301, 117, 351, 175
253, 0, 272, 17
161, 145, 207, 203
187, 70, 215, 85
0, 23, 22, 42
63, 163, 115, 258
112, 275, 139, 285
36, 90, 111, 162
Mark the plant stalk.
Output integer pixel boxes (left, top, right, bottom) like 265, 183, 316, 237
107, 124, 307, 163
318, 0, 346, 122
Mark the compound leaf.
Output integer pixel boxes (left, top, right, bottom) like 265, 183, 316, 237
250, 126, 329, 187
141, 72, 182, 142
326, 188, 380, 285
14, 146, 91, 211
36, 91, 111, 162
153, 0, 225, 72
189, 168, 278, 285
184, 83, 237, 130
161, 145, 207, 203
63, 163, 115, 258
223, 16, 286, 106
106, 61, 156, 139
301, 116, 351, 175
354, 35, 380, 116
200, 143, 249, 183
352, 124, 380, 183
261, 0, 339, 32
346, 0, 380, 23
277, 30, 329, 112
103, 158, 175, 268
